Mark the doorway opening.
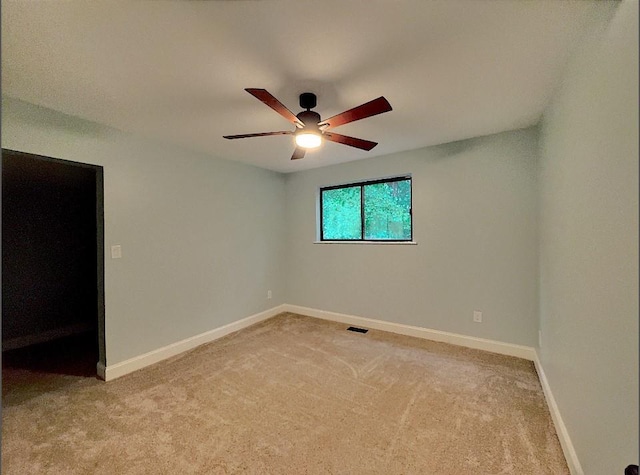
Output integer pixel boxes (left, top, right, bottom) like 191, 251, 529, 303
2, 149, 105, 382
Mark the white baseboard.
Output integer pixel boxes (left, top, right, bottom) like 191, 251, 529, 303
100, 305, 286, 381
533, 353, 583, 475
283, 304, 537, 361
100, 304, 535, 381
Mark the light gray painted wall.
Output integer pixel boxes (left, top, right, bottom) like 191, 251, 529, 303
285, 128, 539, 346
538, 0, 639, 472
2, 97, 287, 365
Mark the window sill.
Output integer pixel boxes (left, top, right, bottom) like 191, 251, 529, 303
313, 241, 417, 245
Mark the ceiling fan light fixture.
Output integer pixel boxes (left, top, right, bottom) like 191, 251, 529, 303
295, 131, 322, 149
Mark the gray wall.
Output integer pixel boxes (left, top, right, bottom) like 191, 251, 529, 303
538, 0, 639, 472
2, 97, 287, 365
285, 128, 539, 346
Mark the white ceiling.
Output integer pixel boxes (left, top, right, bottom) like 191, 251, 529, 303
1, 1, 617, 173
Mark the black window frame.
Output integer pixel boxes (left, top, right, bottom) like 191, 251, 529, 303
319, 175, 413, 242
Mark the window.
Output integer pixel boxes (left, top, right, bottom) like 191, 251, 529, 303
320, 176, 412, 241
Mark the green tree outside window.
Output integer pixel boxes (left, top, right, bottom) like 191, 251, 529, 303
321, 177, 412, 241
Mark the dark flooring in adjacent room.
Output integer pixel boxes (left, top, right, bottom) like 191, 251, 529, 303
2, 331, 98, 403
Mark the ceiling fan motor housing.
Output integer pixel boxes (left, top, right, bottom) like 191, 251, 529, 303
296, 110, 321, 128
299, 92, 317, 110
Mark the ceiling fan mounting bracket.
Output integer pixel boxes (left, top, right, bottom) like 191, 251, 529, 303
299, 92, 317, 110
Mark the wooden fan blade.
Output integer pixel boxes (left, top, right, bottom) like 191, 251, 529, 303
223, 131, 292, 139
323, 132, 378, 151
291, 147, 306, 160
318, 96, 392, 130
245, 88, 304, 128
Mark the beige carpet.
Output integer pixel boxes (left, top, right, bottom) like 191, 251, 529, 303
2, 313, 568, 474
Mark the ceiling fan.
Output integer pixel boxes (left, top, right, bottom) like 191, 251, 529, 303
223, 88, 392, 160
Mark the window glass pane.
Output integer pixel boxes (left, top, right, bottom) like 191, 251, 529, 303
322, 186, 362, 239
364, 179, 411, 240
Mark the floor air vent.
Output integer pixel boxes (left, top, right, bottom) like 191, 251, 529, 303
347, 326, 369, 334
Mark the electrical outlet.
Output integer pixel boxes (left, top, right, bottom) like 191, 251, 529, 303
267, 290, 272, 300
473, 310, 482, 323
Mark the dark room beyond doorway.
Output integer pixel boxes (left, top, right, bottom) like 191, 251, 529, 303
2, 149, 105, 379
